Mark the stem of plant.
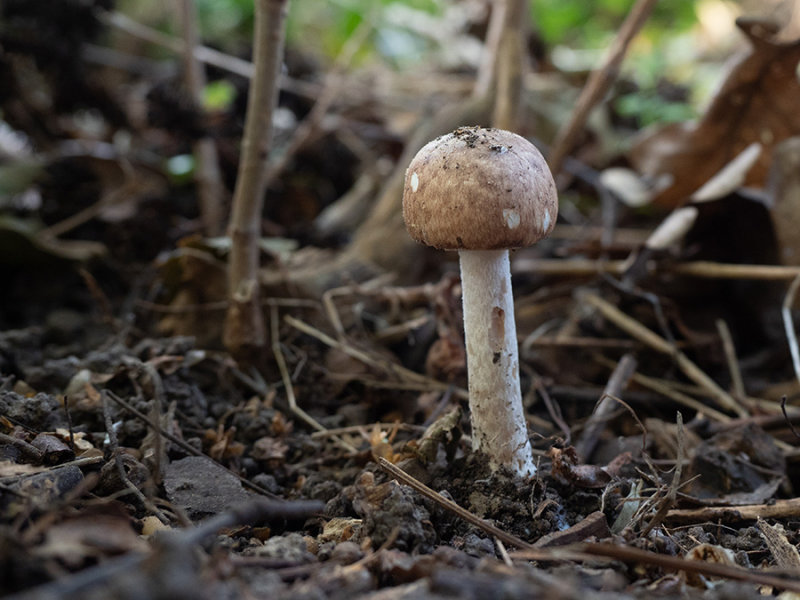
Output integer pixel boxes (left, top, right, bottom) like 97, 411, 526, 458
224, 0, 289, 356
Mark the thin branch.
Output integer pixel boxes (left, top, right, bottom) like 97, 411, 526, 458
376, 456, 539, 552
491, 0, 528, 130
270, 306, 358, 453
104, 390, 280, 499
224, 0, 289, 356
716, 318, 746, 399
283, 314, 468, 399
514, 258, 800, 281
575, 353, 637, 461
101, 391, 169, 523
177, 0, 225, 236
262, 14, 373, 189
782, 274, 800, 387
547, 0, 658, 174
581, 292, 746, 417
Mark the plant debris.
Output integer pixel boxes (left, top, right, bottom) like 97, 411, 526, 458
2, 2, 800, 599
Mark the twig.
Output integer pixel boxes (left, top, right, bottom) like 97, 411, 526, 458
104, 390, 279, 499
376, 456, 539, 552
547, 0, 658, 174
98, 9, 254, 79
121, 357, 166, 484
40, 164, 141, 238
529, 371, 571, 444
474, 0, 504, 98
177, 0, 225, 236
321, 274, 397, 339
224, 0, 289, 355
716, 319, 746, 399
625, 368, 732, 423
101, 391, 169, 523
639, 411, 685, 536
495, 538, 513, 567
262, 13, 373, 189
666, 497, 800, 524
782, 274, 800, 387
269, 306, 357, 453
491, 0, 528, 129
781, 396, 800, 440
514, 258, 800, 280
62, 395, 76, 453
575, 353, 637, 461
284, 314, 468, 399
523, 335, 638, 352
580, 292, 746, 417
310, 422, 425, 439
548, 542, 800, 593
377, 459, 800, 592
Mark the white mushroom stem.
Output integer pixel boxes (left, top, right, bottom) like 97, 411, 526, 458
458, 249, 536, 477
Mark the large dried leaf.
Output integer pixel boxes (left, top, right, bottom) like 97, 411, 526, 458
632, 18, 800, 207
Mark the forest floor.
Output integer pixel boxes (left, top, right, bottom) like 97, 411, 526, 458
2, 2, 800, 599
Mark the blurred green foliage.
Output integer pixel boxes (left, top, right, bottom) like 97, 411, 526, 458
185, 0, 705, 125
202, 79, 237, 111
531, 0, 697, 47
191, 0, 698, 62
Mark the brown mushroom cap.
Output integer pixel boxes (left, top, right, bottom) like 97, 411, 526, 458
402, 126, 558, 250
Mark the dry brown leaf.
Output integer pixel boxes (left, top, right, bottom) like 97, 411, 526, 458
34, 512, 148, 567
683, 543, 738, 588
632, 18, 800, 207
251, 436, 289, 463
757, 517, 800, 569
548, 446, 631, 488
0, 460, 43, 478
683, 423, 785, 505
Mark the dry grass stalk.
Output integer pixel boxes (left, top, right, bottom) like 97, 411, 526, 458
581, 292, 746, 416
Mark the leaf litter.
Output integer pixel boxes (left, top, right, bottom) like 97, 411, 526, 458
2, 2, 800, 599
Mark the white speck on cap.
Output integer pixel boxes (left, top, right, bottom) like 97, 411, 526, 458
410, 172, 419, 192
503, 209, 520, 229
542, 210, 551, 232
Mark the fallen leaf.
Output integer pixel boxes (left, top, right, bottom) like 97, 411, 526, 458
683, 543, 738, 588
683, 423, 785, 505
34, 512, 148, 567
0, 461, 43, 477
548, 446, 631, 488
632, 18, 800, 206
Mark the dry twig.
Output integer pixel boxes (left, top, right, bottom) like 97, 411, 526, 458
716, 318, 746, 399
270, 305, 358, 453
782, 274, 800, 387
284, 314, 468, 399
104, 390, 279, 499
515, 258, 800, 280
378, 458, 800, 593
177, 0, 225, 236
580, 292, 746, 417
224, 0, 289, 356
548, 0, 658, 174
574, 353, 637, 461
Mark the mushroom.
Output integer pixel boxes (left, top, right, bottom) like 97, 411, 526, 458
402, 126, 558, 477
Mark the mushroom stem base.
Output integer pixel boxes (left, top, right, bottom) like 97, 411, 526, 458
459, 249, 536, 477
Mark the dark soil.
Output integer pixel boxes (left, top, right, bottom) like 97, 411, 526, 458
2, 3, 800, 599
